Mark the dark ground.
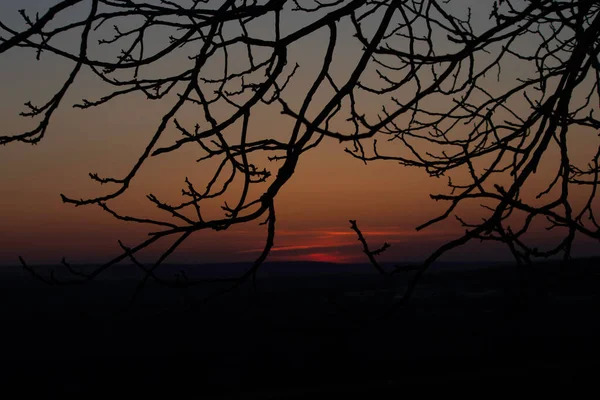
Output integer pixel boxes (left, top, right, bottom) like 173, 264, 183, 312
1, 258, 599, 397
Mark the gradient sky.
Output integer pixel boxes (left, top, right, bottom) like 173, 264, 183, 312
1, 0, 599, 266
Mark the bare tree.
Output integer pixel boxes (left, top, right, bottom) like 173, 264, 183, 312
1, 0, 599, 305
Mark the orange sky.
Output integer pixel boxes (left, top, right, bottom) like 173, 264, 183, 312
1, 1, 599, 266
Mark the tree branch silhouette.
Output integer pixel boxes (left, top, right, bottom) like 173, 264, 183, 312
1, 0, 599, 310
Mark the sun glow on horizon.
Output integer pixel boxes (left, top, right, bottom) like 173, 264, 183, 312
235, 226, 451, 263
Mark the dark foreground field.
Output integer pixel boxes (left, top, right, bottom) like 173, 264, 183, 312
1, 258, 599, 397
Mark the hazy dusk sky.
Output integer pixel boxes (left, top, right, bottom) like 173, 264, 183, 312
1, 0, 599, 266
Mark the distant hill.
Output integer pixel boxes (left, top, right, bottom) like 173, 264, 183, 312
0, 256, 599, 394
2, 256, 599, 281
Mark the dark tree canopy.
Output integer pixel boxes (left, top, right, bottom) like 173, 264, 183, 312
1, 0, 599, 302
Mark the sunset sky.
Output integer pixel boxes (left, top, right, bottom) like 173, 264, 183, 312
1, 0, 599, 266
